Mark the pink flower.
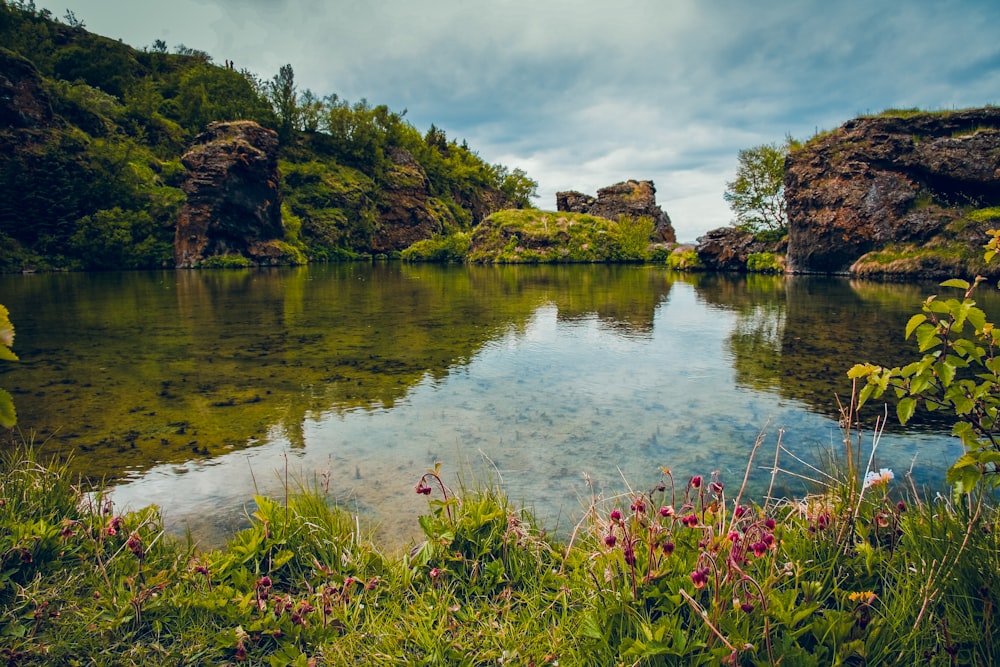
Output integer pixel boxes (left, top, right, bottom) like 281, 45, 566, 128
662, 541, 675, 556
659, 505, 675, 518
604, 533, 617, 548
690, 475, 702, 489
610, 509, 623, 523
690, 568, 709, 589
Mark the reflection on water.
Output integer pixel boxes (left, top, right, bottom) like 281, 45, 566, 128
0, 265, 977, 549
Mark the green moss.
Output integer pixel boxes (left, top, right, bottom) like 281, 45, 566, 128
467, 210, 624, 264
199, 255, 253, 269
966, 207, 1000, 223
746, 252, 784, 274
401, 233, 471, 262
665, 248, 704, 271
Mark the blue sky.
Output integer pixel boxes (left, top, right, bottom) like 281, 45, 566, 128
60, 0, 1000, 241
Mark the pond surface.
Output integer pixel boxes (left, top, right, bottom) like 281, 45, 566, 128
0, 264, 981, 549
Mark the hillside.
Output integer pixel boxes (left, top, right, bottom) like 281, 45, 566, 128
0, 2, 536, 270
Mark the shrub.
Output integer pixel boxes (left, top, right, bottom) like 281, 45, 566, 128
401, 233, 471, 262
746, 252, 784, 274
199, 254, 253, 269
610, 215, 655, 261
665, 248, 704, 271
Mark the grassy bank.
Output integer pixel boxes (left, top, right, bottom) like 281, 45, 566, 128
1, 443, 997, 666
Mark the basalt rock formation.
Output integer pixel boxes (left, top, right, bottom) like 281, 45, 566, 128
785, 108, 1000, 275
174, 121, 284, 267
556, 180, 676, 243
371, 147, 443, 254
695, 227, 787, 272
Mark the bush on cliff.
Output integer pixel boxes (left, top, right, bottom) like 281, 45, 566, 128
401, 233, 471, 262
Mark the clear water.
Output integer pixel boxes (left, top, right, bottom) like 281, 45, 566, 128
0, 265, 974, 550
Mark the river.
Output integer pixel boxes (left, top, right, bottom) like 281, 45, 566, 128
0, 264, 977, 549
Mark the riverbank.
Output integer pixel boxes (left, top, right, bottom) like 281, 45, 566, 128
1, 445, 996, 665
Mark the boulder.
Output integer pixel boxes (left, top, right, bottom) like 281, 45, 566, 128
785, 108, 1000, 274
174, 121, 284, 267
556, 179, 676, 243
0, 47, 53, 130
695, 227, 787, 272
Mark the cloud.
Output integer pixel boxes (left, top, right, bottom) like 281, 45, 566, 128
61, 0, 1000, 239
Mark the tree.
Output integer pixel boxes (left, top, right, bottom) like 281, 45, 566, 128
269, 63, 298, 141
724, 142, 787, 236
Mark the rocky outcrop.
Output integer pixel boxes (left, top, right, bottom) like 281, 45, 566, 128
174, 121, 284, 267
0, 47, 53, 130
556, 180, 676, 243
695, 228, 786, 271
785, 108, 1000, 274
371, 147, 442, 254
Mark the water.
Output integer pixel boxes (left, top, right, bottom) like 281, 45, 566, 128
0, 265, 975, 549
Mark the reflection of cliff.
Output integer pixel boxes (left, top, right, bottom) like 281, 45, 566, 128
2, 264, 671, 482
693, 273, 968, 428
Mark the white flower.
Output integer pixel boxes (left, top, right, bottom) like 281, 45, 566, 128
863, 468, 894, 489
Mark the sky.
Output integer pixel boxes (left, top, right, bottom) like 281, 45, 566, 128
56, 0, 1000, 242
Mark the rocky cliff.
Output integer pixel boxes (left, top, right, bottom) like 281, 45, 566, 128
695, 227, 786, 272
556, 180, 676, 243
174, 121, 285, 267
785, 108, 1000, 275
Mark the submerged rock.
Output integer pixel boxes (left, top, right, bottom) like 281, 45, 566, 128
174, 121, 284, 267
556, 179, 676, 243
784, 108, 1000, 275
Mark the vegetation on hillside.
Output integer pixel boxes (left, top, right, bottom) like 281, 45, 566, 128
0, 1, 536, 271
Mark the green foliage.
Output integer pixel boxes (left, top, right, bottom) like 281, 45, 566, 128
850, 232, 1000, 492
665, 248, 705, 271
468, 210, 630, 263
1, 447, 999, 664
966, 206, 1000, 223
746, 252, 784, 274
0, 3, 534, 269
401, 233, 471, 262
0, 305, 16, 427
610, 215, 655, 261
198, 255, 253, 269
724, 142, 788, 236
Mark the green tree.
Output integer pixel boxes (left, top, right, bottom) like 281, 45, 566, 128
724, 142, 787, 236
499, 167, 538, 209
269, 63, 298, 141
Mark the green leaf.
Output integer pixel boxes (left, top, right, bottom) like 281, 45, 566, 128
0, 347, 16, 362
935, 361, 956, 387
940, 278, 971, 290
847, 363, 876, 379
915, 323, 940, 352
0, 389, 15, 428
966, 307, 987, 332
896, 397, 916, 425
905, 314, 927, 339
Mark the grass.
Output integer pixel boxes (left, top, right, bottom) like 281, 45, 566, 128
2, 428, 999, 665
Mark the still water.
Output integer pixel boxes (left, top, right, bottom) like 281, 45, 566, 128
0, 264, 976, 548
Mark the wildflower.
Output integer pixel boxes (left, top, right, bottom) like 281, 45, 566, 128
863, 468, 894, 489
764, 518, 775, 530
604, 533, 617, 548
740, 602, 755, 614
126, 532, 145, 559
630, 497, 646, 514
848, 590, 877, 606
734, 505, 747, 518
710, 481, 724, 495
690, 475, 702, 489
256, 576, 272, 590
658, 505, 674, 518
623, 544, 636, 566
415, 481, 432, 495
751, 541, 767, 558
610, 509, 623, 523
897, 501, 907, 512
690, 568, 709, 589
429, 568, 442, 579
662, 541, 675, 556
682, 513, 698, 527
876, 512, 891, 528
728, 531, 741, 542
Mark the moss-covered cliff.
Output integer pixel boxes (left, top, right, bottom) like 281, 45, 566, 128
0, 3, 534, 270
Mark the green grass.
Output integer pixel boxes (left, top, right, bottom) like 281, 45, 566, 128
2, 443, 998, 665
466, 210, 655, 264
